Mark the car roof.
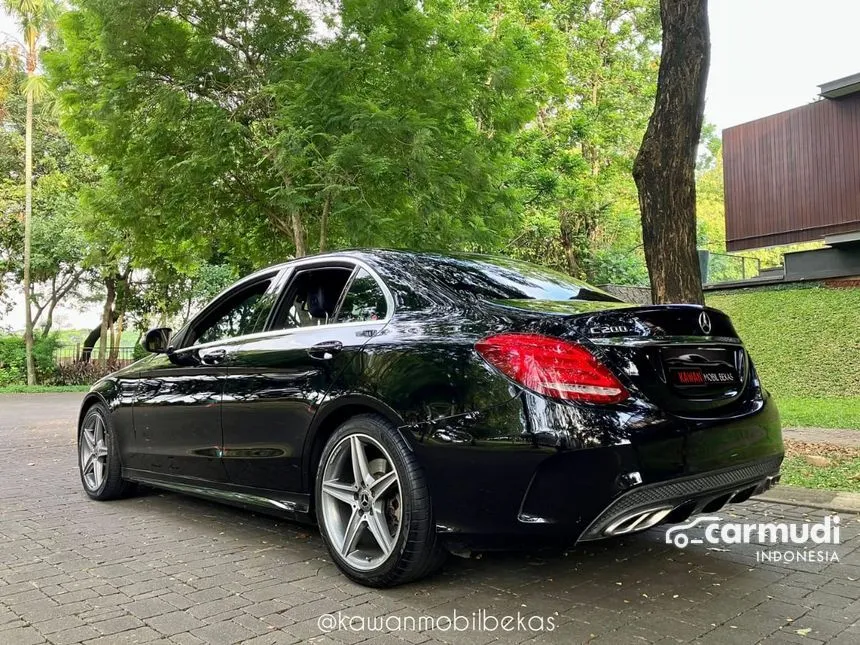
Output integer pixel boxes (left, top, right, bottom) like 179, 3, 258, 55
256, 248, 524, 273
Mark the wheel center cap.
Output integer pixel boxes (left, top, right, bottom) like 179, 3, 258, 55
359, 490, 372, 510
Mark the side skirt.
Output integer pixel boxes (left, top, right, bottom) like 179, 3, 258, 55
123, 468, 313, 523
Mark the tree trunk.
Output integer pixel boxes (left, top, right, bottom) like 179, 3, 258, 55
110, 313, 124, 361
559, 227, 579, 278
41, 300, 56, 339
22, 88, 35, 384
98, 276, 116, 365
109, 317, 117, 358
559, 210, 589, 278
41, 269, 86, 339
79, 324, 101, 363
319, 194, 331, 253
291, 211, 306, 257
79, 313, 118, 363
632, 0, 709, 305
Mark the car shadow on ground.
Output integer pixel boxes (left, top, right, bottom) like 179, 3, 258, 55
121, 484, 783, 605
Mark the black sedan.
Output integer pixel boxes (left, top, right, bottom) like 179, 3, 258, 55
77, 250, 783, 587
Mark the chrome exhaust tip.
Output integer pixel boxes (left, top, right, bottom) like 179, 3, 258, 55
604, 506, 674, 536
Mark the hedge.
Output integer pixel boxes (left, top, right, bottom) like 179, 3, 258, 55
0, 334, 62, 387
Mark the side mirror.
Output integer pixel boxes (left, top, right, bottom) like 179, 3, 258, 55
143, 327, 172, 354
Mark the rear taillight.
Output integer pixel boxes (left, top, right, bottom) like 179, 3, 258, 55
475, 333, 628, 404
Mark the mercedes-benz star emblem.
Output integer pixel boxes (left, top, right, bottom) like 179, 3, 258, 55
698, 311, 712, 335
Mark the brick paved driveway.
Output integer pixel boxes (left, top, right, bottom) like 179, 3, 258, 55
1, 393, 858, 645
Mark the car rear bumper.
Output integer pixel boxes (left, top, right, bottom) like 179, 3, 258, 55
576, 455, 783, 541
412, 388, 783, 549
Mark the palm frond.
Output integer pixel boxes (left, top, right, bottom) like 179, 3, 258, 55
22, 71, 48, 101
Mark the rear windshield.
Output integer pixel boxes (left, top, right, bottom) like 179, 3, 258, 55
418, 254, 620, 302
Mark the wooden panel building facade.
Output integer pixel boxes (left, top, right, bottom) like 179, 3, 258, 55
723, 78, 860, 251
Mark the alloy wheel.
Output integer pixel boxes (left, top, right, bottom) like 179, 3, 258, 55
319, 433, 403, 571
80, 413, 109, 491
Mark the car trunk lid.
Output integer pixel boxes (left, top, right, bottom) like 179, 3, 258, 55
490, 300, 753, 416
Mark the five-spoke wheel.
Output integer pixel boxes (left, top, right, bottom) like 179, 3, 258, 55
80, 413, 109, 491
320, 434, 402, 571
315, 414, 446, 587
77, 403, 133, 500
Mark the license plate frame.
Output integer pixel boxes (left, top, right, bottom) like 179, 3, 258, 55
662, 346, 740, 389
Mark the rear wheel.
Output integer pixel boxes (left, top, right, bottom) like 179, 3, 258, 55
78, 403, 134, 500
315, 414, 446, 587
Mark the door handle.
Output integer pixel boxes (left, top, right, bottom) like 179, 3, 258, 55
199, 347, 229, 365
307, 340, 343, 360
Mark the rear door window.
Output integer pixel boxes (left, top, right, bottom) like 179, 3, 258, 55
337, 269, 388, 323
272, 267, 354, 329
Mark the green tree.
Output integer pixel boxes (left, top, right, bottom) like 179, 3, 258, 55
48, 0, 560, 271
511, 0, 659, 284
1, 68, 96, 338
2, 0, 60, 383
268, 0, 562, 254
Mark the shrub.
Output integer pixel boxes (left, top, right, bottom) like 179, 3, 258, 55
132, 343, 149, 361
0, 334, 62, 386
51, 360, 123, 386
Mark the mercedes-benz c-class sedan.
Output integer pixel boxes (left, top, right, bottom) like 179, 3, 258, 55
77, 250, 783, 587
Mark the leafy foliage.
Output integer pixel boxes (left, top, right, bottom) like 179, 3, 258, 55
0, 333, 60, 385
5, 0, 699, 363
510, 0, 658, 283
48, 0, 562, 270
0, 74, 95, 333
50, 357, 122, 385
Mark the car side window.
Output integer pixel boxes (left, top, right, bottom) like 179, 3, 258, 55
193, 280, 275, 345
337, 269, 388, 323
273, 267, 353, 329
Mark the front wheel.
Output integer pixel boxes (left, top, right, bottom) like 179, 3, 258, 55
78, 403, 134, 501
315, 414, 446, 587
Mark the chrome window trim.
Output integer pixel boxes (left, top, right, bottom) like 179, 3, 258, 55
172, 255, 394, 354
175, 319, 390, 354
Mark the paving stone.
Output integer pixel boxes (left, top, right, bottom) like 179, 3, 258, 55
144, 611, 206, 636
239, 632, 302, 645
122, 598, 175, 620
82, 626, 162, 645
1, 393, 859, 645
186, 595, 251, 620
167, 633, 207, 645
0, 625, 48, 645
51, 625, 102, 645
32, 615, 86, 635
90, 615, 146, 635
189, 620, 256, 645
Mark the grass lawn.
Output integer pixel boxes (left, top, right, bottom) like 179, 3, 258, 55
707, 286, 860, 430
779, 442, 860, 493
707, 286, 860, 401
777, 396, 860, 430
0, 385, 90, 394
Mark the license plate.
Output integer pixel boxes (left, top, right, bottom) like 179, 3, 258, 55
670, 367, 738, 387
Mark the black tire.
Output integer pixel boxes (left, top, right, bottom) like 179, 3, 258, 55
314, 414, 446, 587
78, 403, 134, 501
